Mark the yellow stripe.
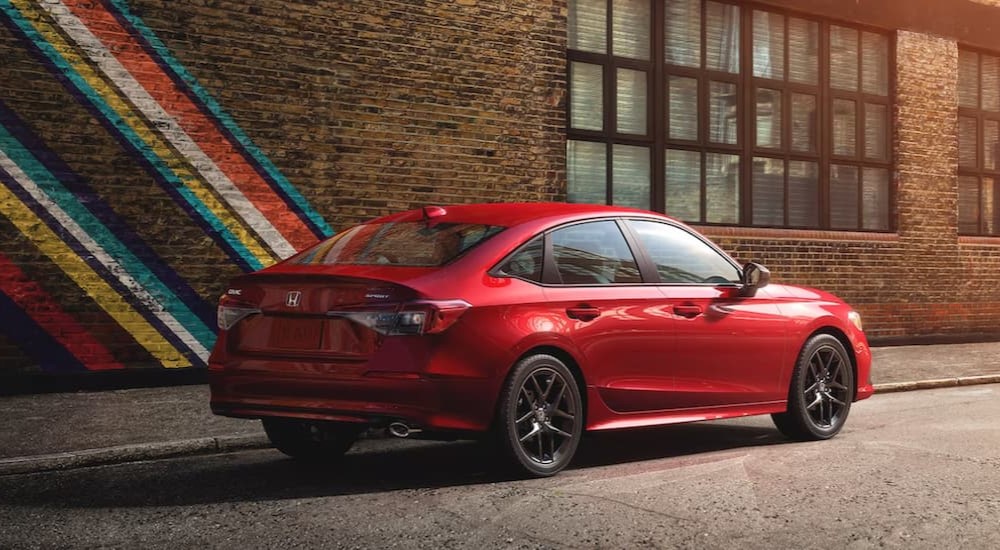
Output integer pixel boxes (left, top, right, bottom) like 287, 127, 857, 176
13, 0, 277, 266
0, 184, 188, 367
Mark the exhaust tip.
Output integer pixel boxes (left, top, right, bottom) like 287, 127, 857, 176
388, 422, 423, 438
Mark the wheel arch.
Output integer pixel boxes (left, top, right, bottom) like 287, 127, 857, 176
490, 344, 589, 429
807, 326, 858, 395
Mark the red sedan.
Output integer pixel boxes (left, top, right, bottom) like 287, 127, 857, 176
209, 203, 873, 476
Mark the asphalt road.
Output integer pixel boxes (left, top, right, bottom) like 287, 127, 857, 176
2, 385, 999, 549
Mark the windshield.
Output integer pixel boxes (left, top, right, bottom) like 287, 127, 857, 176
293, 221, 506, 267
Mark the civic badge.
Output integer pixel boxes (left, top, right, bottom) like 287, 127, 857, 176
285, 291, 302, 307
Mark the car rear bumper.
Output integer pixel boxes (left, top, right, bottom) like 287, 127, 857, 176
209, 369, 498, 434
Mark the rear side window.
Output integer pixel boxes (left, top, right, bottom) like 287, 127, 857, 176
498, 236, 544, 282
550, 221, 641, 284
295, 222, 505, 267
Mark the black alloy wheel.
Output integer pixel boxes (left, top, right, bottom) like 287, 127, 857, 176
497, 354, 583, 477
772, 333, 855, 440
262, 418, 360, 461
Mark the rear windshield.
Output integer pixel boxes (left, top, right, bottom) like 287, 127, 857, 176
293, 222, 506, 267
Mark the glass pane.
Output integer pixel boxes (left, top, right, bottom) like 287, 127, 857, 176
983, 55, 999, 112
861, 32, 889, 96
613, 0, 650, 60
665, 149, 701, 221
833, 99, 856, 156
709, 81, 738, 144
865, 103, 887, 160
791, 93, 816, 152
551, 221, 640, 284
569, 0, 607, 54
788, 17, 818, 85
706, 153, 739, 224
959, 50, 979, 110
665, 0, 701, 67
706, 1, 740, 73
958, 175, 980, 234
753, 10, 784, 80
830, 26, 859, 91
960, 116, 978, 169
570, 62, 603, 131
752, 157, 784, 226
984, 177, 996, 234
567, 140, 607, 204
617, 68, 647, 135
862, 167, 889, 231
668, 76, 698, 140
788, 161, 818, 227
756, 88, 782, 148
830, 164, 859, 229
629, 220, 741, 283
612, 144, 650, 209
986, 120, 999, 171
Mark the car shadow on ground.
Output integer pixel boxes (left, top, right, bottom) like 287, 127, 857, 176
0, 420, 790, 509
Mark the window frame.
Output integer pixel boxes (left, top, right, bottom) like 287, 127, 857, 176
957, 46, 1000, 236
566, 0, 895, 232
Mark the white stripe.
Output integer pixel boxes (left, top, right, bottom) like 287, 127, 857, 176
0, 151, 210, 361
40, 0, 297, 259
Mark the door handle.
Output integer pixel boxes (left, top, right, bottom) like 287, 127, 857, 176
673, 304, 703, 318
566, 306, 601, 322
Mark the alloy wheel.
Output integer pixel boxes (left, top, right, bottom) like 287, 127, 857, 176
512, 367, 578, 466
803, 345, 850, 429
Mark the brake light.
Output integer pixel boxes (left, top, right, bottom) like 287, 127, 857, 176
328, 300, 470, 335
217, 295, 261, 330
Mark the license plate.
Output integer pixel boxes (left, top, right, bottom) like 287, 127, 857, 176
268, 318, 322, 350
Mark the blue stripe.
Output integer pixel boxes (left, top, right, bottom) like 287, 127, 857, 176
0, 1, 263, 272
106, 0, 334, 239
0, 291, 88, 373
0, 110, 217, 349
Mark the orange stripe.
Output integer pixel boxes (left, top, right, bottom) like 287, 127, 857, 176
63, 0, 319, 251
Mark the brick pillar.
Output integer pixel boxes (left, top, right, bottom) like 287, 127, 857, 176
893, 30, 959, 301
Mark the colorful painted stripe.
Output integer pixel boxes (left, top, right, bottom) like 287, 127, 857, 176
0, 168, 189, 368
0, 101, 216, 333
62, 0, 328, 251
1, 0, 274, 271
0, 120, 215, 355
0, 254, 124, 372
106, 0, 334, 241
41, 0, 296, 259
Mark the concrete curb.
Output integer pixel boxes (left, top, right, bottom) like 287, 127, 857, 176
0, 434, 270, 476
873, 374, 1000, 393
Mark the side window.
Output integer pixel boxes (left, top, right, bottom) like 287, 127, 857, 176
550, 221, 641, 284
498, 236, 544, 282
628, 220, 741, 284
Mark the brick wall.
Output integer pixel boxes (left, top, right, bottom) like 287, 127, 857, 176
0, 0, 566, 378
2, 0, 1000, 383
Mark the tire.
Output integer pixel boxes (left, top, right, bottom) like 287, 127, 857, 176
261, 418, 359, 461
772, 334, 855, 441
496, 354, 584, 477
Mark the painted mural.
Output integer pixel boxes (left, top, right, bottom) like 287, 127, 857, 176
0, 0, 332, 375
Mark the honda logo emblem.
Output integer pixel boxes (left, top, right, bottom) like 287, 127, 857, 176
285, 291, 302, 308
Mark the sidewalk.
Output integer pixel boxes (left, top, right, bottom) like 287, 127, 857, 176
2, 341, 1000, 475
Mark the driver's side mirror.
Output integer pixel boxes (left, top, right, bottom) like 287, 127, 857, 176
740, 262, 770, 297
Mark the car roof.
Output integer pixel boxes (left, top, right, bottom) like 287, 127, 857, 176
370, 202, 671, 228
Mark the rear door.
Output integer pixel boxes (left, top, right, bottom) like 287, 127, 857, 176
538, 219, 677, 413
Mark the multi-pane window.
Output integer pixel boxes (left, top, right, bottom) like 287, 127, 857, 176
958, 48, 1000, 235
567, 0, 893, 231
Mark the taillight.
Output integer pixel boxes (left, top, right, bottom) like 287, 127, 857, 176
328, 300, 470, 335
217, 295, 261, 330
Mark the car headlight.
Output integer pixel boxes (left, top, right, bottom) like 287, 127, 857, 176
848, 311, 863, 332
